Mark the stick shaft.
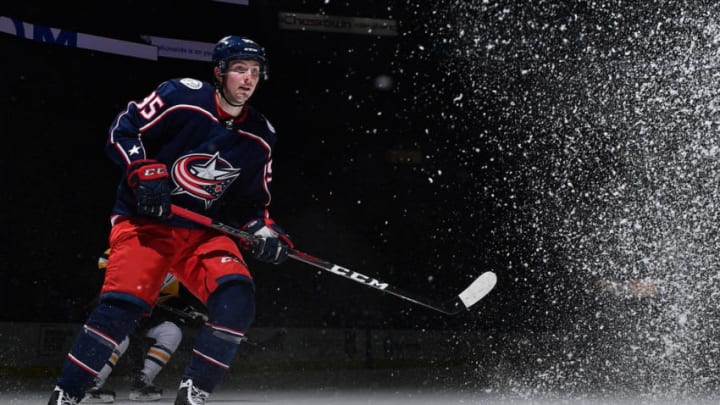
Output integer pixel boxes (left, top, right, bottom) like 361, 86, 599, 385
170, 204, 467, 315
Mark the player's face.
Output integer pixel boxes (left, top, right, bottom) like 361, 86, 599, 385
222, 59, 261, 105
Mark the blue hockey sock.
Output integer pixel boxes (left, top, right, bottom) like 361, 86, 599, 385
57, 300, 144, 399
183, 282, 255, 392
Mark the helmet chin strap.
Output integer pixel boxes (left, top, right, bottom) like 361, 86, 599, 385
217, 75, 245, 108
218, 88, 245, 108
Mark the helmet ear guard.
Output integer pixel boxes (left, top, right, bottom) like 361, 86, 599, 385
212, 35, 269, 80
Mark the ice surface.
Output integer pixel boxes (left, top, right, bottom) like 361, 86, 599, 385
3, 375, 720, 405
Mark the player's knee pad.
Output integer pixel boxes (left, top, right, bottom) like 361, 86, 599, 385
146, 321, 182, 352
206, 281, 255, 342
85, 299, 145, 347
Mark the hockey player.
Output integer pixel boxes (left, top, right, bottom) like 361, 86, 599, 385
83, 251, 207, 403
49, 34, 293, 405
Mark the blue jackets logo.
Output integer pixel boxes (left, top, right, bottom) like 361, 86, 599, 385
171, 152, 241, 207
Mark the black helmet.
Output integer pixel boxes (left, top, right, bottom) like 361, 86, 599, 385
212, 35, 268, 80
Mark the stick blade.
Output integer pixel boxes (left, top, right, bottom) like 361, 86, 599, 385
458, 271, 497, 309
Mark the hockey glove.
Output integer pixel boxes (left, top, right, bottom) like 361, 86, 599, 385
242, 218, 294, 265
127, 159, 171, 220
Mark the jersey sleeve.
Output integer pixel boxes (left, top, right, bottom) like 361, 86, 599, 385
105, 80, 178, 168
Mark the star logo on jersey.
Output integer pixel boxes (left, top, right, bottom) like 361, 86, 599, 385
171, 152, 241, 208
128, 145, 141, 155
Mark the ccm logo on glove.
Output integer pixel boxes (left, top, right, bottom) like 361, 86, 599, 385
127, 159, 172, 219
128, 161, 168, 184
140, 165, 166, 178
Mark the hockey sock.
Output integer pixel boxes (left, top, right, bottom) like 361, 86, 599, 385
143, 321, 182, 381
142, 347, 168, 382
57, 300, 144, 399
182, 282, 255, 392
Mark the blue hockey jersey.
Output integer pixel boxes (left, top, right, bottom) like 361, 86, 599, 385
107, 77, 277, 228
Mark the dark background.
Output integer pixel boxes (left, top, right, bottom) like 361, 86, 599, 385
0, 1, 574, 334
5, 1, 720, 394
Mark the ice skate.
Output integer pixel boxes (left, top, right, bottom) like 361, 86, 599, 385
48, 386, 80, 405
174, 378, 209, 405
82, 386, 116, 403
128, 373, 162, 401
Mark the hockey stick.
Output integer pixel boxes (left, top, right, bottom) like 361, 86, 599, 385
156, 302, 208, 323
170, 204, 497, 315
